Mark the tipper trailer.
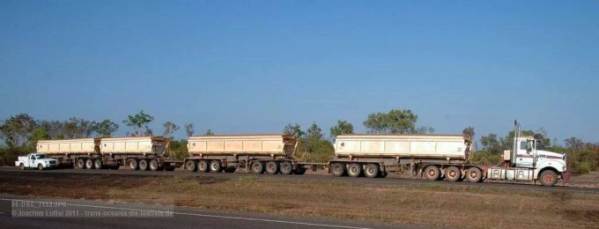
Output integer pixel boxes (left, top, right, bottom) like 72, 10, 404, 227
329, 122, 568, 186
185, 134, 310, 175
36, 137, 178, 171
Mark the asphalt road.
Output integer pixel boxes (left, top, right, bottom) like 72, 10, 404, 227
0, 195, 399, 229
1, 166, 598, 194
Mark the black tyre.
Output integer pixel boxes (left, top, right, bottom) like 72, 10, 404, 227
279, 161, 293, 175
539, 170, 558, 187
379, 170, 388, 178
364, 164, 379, 178
94, 159, 103, 169
85, 159, 94, 169
149, 159, 160, 171
19, 163, 25, 170
76, 158, 86, 169
185, 160, 197, 172
138, 159, 149, 171
209, 160, 222, 172
445, 166, 461, 182
198, 160, 209, 172
294, 166, 306, 175
331, 163, 346, 177
251, 161, 264, 174
347, 163, 362, 177
128, 159, 139, 170
424, 166, 440, 180
465, 167, 483, 183
265, 161, 278, 175
37, 163, 44, 170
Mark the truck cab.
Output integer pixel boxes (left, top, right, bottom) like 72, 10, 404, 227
488, 124, 567, 186
15, 153, 58, 170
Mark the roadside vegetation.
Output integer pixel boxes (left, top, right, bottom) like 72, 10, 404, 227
1, 109, 598, 175
2, 171, 599, 228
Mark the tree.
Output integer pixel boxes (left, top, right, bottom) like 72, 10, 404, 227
363, 108, 418, 134
205, 129, 215, 136
416, 126, 435, 134
0, 113, 36, 147
297, 123, 334, 162
29, 127, 50, 147
123, 110, 154, 136
480, 133, 502, 154
94, 119, 119, 137
283, 123, 304, 139
162, 121, 179, 138
565, 137, 585, 152
462, 127, 475, 140
306, 123, 323, 141
330, 120, 354, 138
184, 123, 194, 137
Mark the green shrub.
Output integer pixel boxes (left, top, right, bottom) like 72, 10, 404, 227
469, 151, 502, 165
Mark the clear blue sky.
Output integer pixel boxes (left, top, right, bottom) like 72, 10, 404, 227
1, 0, 598, 142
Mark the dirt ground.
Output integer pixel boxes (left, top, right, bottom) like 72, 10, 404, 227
1, 171, 599, 229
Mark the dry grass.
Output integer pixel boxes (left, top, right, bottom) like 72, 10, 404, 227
2, 173, 599, 229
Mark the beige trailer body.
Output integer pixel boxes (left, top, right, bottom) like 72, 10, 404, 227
334, 134, 470, 160
187, 135, 296, 156
100, 137, 168, 155
37, 138, 98, 154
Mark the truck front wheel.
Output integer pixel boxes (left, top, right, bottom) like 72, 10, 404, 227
539, 170, 558, 187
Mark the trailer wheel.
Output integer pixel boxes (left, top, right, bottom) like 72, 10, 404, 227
138, 159, 149, 171
128, 159, 139, 170
331, 163, 346, 177
265, 161, 278, 175
347, 163, 362, 177
251, 161, 264, 174
94, 159, 103, 169
465, 167, 483, 183
149, 159, 160, 171
76, 158, 86, 169
209, 160, 222, 172
185, 160, 197, 172
364, 164, 379, 178
19, 163, 25, 170
85, 159, 94, 169
279, 161, 293, 175
424, 166, 440, 180
445, 166, 461, 182
539, 170, 558, 187
198, 160, 209, 172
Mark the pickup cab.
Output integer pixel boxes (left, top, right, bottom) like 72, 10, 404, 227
15, 153, 58, 170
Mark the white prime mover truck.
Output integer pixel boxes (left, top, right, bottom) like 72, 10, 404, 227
330, 122, 567, 186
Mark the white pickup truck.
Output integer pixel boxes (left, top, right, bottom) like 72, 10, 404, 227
15, 153, 58, 170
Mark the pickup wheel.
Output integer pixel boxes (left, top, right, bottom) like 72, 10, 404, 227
94, 159, 103, 169
265, 161, 278, 175
209, 160, 222, 172
424, 166, 441, 180
149, 159, 160, 171
279, 161, 293, 175
251, 161, 264, 174
85, 159, 94, 169
37, 163, 44, 170
347, 163, 362, 177
128, 159, 139, 170
465, 167, 483, 183
364, 164, 379, 178
198, 160, 209, 172
539, 170, 558, 187
331, 163, 346, 177
138, 159, 149, 171
75, 158, 86, 169
19, 163, 25, 170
